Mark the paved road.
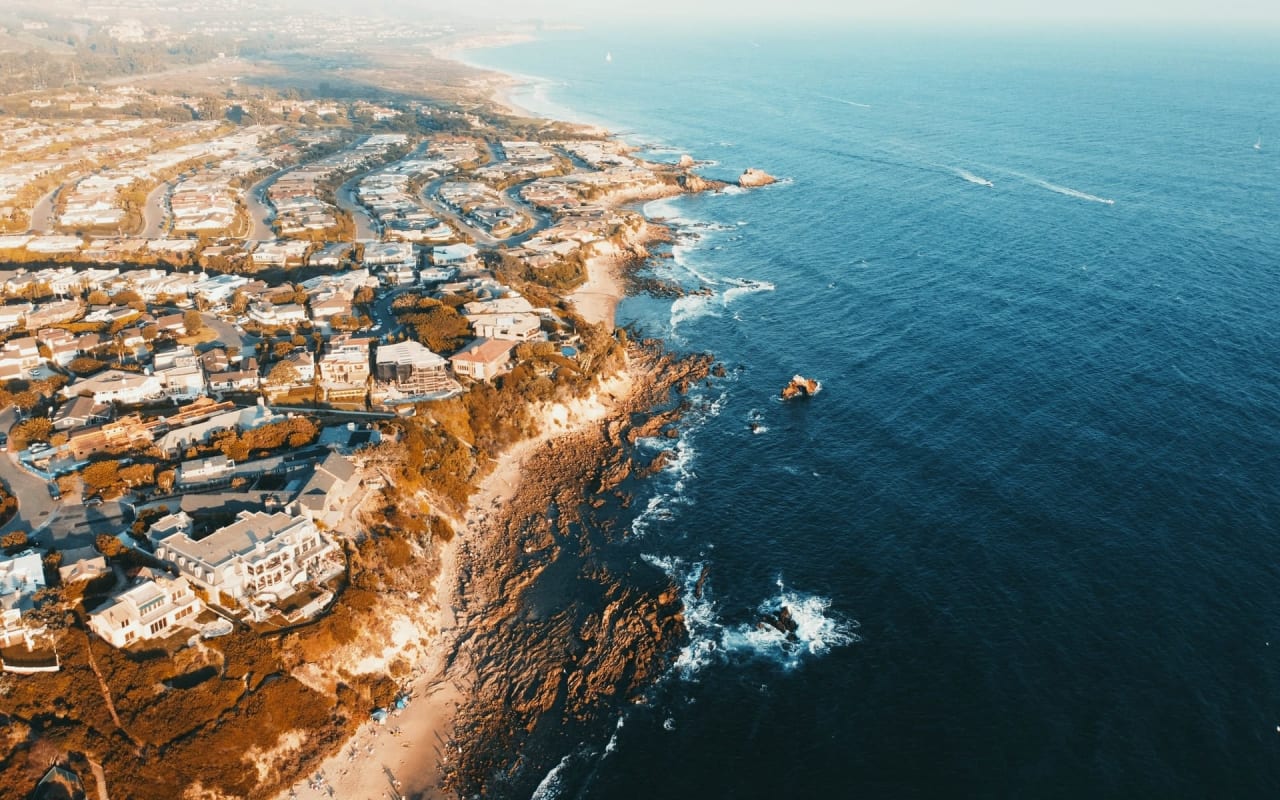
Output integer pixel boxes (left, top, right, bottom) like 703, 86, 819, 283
336, 175, 380, 241
141, 180, 171, 238
28, 185, 62, 234
420, 177, 498, 247
0, 408, 57, 537
200, 312, 254, 354
244, 170, 286, 241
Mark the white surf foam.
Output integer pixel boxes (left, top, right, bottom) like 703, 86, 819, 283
602, 715, 626, 757
530, 753, 573, 800
722, 278, 775, 306
643, 557, 860, 677
721, 580, 861, 669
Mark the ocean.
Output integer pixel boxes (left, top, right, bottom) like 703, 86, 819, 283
461, 23, 1280, 799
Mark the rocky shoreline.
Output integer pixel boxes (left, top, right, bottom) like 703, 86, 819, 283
439, 343, 713, 798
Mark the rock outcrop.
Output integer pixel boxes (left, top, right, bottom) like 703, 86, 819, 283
780, 374, 821, 400
738, 167, 778, 188
678, 172, 715, 192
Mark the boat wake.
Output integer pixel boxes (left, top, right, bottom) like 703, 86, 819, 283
1007, 171, 1115, 204
819, 93, 872, 109
643, 556, 861, 676
952, 167, 994, 187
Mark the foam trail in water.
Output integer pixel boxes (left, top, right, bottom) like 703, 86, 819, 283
819, 93, 872, 109
1002, 170, 1115, 204
953, 167, 994, 187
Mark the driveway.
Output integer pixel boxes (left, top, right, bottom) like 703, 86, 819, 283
32, 500, 133, 552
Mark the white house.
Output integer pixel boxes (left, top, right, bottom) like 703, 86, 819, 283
156, 511, 341, 616
158, 364, 207, 401
375, 340, 452, 395
0, 550, 46, 649
87, 577, 204, 649
431, 243, 478, 268
62, 370, 165, 405
177, 454, 236, 487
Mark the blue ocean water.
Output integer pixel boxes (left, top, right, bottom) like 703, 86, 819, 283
465, 24, 1280, 799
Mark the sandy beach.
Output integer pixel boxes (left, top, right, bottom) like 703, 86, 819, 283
571, 252, 627, 330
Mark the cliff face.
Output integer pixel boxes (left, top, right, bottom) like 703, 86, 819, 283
738, 167, 778, 187
441, 347, 713, 799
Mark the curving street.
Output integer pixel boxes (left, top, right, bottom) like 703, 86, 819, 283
141, 180, 172, 238
336, 175, 381, 241
0, 408, 58, 537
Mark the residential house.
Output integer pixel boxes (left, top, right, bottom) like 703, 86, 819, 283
87, 576, 203, 648
177, 454, 236, 487
0, 336, 41, 380
57, 547, 109, 585
61, 370, 164, 405
375, 340, 452, 395
317, 334, 371, 401
294, 452, 359, 528
0, 302, 33, 331
0, 550, 46, 649
248, 301, 308, 327
158, 363, 207, 401
156, 510, 341, 616
467, 313, 543, 342
52, 395, 112, 431
269, 350, 315, 388
449, 338, 515, 381
431, 243, 478, 269
207, 363, 261, 394
23, 299, 83, 328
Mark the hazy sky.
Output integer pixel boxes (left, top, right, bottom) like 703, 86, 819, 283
370, 0, 1280, 25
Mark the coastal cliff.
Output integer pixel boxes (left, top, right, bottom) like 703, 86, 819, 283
441, 345, 714, 799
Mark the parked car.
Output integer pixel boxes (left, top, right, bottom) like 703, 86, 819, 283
47, 483, 60, 500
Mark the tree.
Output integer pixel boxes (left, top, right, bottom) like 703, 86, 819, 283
10, 417, 53, 450
86, 289, 110, 306
81, 460, 121, 497
1, 530, 28, 554
267, 360, 299, 387
67, 357, 106, 376
183, 310, 205, 336
95, 533, 127, 559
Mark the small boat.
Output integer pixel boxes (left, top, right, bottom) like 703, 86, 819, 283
605, 51, 613, 64
1255, 136, 1263, 151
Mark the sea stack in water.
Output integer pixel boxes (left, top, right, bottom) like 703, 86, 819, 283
781, 374, 821, 400
739, 167, 778, 188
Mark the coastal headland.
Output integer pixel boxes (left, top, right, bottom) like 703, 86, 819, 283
0, 15, 761, 800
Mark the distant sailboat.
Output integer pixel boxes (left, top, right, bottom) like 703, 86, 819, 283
1255, 136, 1263, 151
605, 51, 613, 64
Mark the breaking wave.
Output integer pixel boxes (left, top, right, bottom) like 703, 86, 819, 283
722, 278, 776, 306
530, 753, 573, 800
642, 556, 860, 676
